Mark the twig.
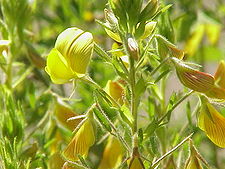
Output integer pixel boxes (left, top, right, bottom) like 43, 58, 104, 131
151, 133, 193, 168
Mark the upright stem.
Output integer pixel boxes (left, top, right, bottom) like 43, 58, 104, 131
130, 57, 137, 133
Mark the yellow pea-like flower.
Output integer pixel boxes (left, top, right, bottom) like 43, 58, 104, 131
185, 24, 205, 56
106, 80, 125, 105
198, 99, 225, 148
45, 27, 94, 84
205, 60, 225, 100
48, 152, 65, 169
63, 118, 95, 161
172, 57, 215, 93
54, 103, 82, 131
205, 23, 221, 45
98, 136, 124, 169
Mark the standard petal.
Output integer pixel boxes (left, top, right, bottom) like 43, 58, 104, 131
172, 58, 215, 93
68, 32, 94, 75
45, 48, 74, 84
198, 103, 225, 148
55, 27, 84, 58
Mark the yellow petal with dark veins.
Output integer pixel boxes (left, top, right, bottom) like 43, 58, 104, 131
198, 102, 225, 148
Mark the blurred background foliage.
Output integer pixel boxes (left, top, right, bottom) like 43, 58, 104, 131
0, 0, 225, 168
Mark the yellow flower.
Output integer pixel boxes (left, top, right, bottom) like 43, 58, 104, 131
98, 136, 124, 169
54, 103, 82, 131
185, 24, 205, 57
214, 60, 225, 88
45, 27, 94, 84
198, 98, 225, 148
48, 152, 65, 169
206, 60, 225, 100
205, 23, 221, 45
106, 80, 125, 105
63, 118, 95, 161
172, 57, 215, 93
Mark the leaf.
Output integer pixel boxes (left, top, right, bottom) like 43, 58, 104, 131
93, 108, 112, 132
135, 76, 146, 98
186, 101, 192, 125
154, 69, 170, 83
120, 104, 134, 125
145, 119, 159, 137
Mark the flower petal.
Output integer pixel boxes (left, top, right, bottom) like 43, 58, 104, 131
214, 60, 225, 88
172, 58, 215, 93
198, 102, 225, 148
68, 32, 94, 75
63, 119, 95, 161
45, 48, 74, 84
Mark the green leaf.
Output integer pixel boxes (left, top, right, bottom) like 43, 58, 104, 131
154, 69, 170, 83
120, 104, 134, 125
135, 76, 146, 98
186, 101, 192, 125
93, 108, 112, 132
145, 119, 159, 137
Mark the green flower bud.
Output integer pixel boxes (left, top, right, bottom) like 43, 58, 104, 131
45, 27, 94, 84
127, 37, 139, 60
139, 0, 159, 22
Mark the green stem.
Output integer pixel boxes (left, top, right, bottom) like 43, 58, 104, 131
96, 103, 131, 153
130, 58, 138, 133
151, 133, 193, 168
158, 90, 194, 124
150, 57, 169, 77
81, 75, 120, 108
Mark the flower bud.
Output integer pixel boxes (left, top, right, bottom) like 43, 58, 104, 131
63, 118, 95, 161
198, 97, 225, 148
104, 23, 122, 43
0, 40, 10, 54
104, 9, 118, 27
172, 57, 215, 93
98, 136, 124, 169
45, 27, 94, 84
140, 21, 157, 39
127, 37, 139, 60
156, 35, 184, 59
139, 0, 159, 22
